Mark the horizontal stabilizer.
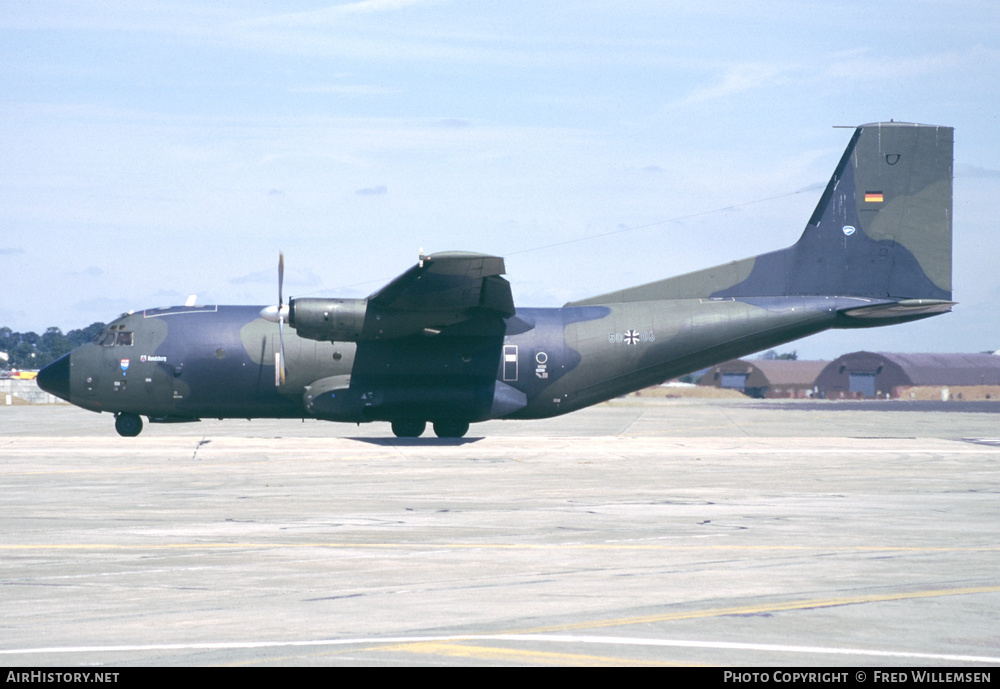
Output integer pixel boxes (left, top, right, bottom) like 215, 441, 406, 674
839, 298, 955, 321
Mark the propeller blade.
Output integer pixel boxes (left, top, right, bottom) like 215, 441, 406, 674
267, 251, 287, 387
280, 253, 288, 385
278, 315, 287, 386
278, 251, 284, 308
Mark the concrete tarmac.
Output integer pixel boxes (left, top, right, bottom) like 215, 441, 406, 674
1, 400, 999, 667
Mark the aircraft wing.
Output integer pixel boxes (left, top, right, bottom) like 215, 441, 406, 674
287, 251, 515, 342
368, 251, 515, 318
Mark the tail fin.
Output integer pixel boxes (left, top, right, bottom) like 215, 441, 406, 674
569, 122, 953, 306
785, 121, 953, 300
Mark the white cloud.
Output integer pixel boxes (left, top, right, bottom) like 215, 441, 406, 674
823, 45, 996, 82
288, 85, 402, 96
327, 0, 443, 15
243, 0, 448, 28
668, 63, 795, 108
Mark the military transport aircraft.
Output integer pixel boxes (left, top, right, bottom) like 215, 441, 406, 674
37, 122, 954, 438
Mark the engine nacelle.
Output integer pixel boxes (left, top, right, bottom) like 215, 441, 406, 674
288, 298, 368, 342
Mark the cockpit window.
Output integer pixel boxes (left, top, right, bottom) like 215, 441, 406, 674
96, 331, 133, 346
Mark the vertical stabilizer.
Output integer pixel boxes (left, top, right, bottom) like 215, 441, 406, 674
717, 121, 954, 300
568, 122, 953, 306
787, 122, 953, 299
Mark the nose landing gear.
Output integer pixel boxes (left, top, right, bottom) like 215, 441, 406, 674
114, 412, 143, 437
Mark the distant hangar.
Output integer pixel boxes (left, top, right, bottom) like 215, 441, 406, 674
700, 359, 829, 399
699, 352, 1000, 400
816, 351, 1000, 399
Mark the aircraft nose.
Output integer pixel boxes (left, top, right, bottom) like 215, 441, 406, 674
37, 353, 71, 401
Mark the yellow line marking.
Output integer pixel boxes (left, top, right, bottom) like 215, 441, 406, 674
371, 641, 688, 666
359, 585, 1000, 664
2, 587, 997, 664
506, 585, 1000, 635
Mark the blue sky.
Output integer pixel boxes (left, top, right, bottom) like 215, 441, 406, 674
2, 0, 998, 359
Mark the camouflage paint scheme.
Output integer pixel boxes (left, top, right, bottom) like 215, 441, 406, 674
37, 122, 955, 437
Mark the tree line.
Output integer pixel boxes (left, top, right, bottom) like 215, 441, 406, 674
0, 323, 106, 370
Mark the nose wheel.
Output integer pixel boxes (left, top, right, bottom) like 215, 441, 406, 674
114, 412, 144, 437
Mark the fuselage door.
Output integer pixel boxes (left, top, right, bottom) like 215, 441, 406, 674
503, 344, 518, 381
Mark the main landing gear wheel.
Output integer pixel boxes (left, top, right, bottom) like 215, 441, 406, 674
114, 412, 143, 437
391, 420, 426, 438
433, 420, 469, 438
